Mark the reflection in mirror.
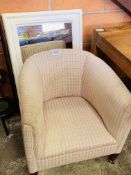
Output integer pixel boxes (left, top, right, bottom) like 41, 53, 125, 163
17, 22, 72, 62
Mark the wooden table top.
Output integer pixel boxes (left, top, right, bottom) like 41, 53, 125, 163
91, 23, 131, 78
99, 29, 131, 62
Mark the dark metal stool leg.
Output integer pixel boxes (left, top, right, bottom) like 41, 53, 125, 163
1, 118, 9, 136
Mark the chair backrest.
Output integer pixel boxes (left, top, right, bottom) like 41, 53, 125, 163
24, 49, 87, 102
21, 40, 66, 62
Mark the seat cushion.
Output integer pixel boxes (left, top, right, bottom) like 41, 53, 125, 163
43, 97, 116, 158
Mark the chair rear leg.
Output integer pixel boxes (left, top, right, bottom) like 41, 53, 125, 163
108, 154, 119, 164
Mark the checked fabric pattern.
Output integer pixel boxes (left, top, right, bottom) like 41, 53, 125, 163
19, 49, 131, 173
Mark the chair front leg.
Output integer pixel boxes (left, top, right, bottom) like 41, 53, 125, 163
108, 154, 119, 164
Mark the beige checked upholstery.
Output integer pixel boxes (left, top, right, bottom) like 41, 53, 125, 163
19, 49, 131, 173
21, 40, 66, 62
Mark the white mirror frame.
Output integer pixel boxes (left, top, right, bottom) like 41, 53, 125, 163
2, 9, 82, 90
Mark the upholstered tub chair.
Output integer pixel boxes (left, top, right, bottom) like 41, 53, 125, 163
19, 49, 131, 174
21, 40, 66, 62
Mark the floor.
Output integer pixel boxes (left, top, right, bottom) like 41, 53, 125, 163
0, 116, 131, 175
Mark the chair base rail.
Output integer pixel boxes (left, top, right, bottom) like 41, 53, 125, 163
29, 154, 119, 174
108, 154, 119, 164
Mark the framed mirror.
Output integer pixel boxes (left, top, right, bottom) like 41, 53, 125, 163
2, 10, 82, 89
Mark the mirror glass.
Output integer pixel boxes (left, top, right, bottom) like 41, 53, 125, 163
17, 22, 72, 62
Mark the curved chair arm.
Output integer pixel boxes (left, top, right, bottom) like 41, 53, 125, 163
19, 59, 45, 172
82, 52, 131, 153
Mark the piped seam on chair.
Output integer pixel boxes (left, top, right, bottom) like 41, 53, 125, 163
38, 141, 117, 160
23, 124, 37, 159
43, 95, 81, 104
80, 54, 88, 97
114, 104, 131, 141
116, 112, 131, 152
23, 124, 38, 172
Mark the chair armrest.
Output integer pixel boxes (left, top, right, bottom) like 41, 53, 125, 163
19, 59, 45, 158
82, 52, 131, 152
